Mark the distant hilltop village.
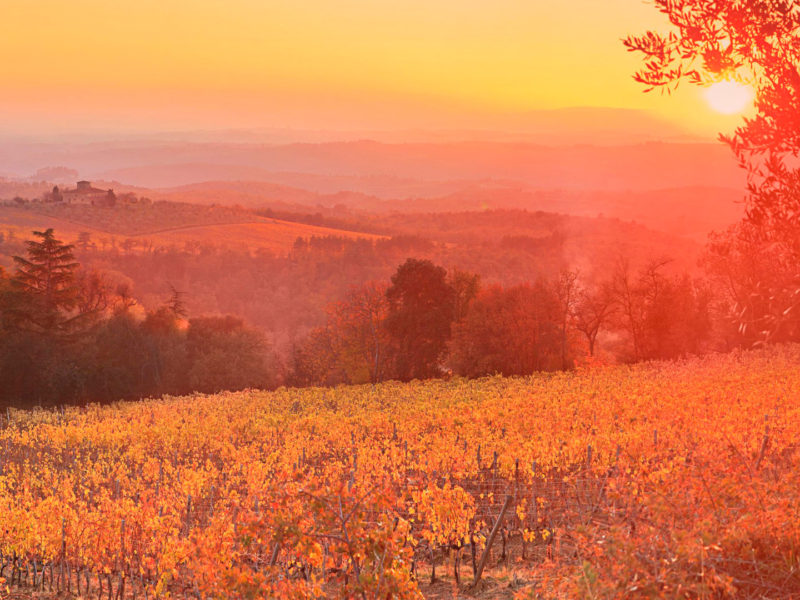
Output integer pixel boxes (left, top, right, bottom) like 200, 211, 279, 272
44, 181, 146, 207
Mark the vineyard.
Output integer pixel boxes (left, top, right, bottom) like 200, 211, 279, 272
1, 346, 800, 599
0, 203, 383, 261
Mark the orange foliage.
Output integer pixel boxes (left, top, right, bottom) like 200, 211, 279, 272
0, 346, 799, 598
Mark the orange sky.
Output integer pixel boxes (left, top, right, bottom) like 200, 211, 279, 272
0, 0, 748, 137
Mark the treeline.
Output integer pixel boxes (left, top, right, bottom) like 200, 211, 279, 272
0, 230, 278, 407
291, 257, 713, 386
1, 212, 796, 406
0, 229, 710, 407
0, 208, 691, 359
46, 229, 569, 350
256, 207, 389, 236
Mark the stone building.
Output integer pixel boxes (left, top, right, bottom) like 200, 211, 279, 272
62, 181, 116, 207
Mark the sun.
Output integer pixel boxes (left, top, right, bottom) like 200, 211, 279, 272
703, 80, 753, 115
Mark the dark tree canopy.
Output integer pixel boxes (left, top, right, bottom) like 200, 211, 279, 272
385, 258, 456, 381
186, 315, 275, 393
448, 283, 563, 377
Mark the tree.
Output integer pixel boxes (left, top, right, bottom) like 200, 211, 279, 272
76, 231, 93, 251
448, 268, 480, 323
553, 270, 579, 369
610, 258, 649, 362
329, 282, 392, 384
611, 258, 712, 361
290, 326, 342, 387
113, 282, 138, 314
139, 296, 189, 394
8, 228, 87, 336
449, 283, 563, 377
166, 284, 188, 319
625, 1, 800, 340
572, 282, 615, 358
702, 221, 800, 345
87, 312, 157, 402
290, 282, 396, 386
186, 315, 276, 393
75, 269, 110, 317
385, 259, 456, 381
0, 266, 8, 326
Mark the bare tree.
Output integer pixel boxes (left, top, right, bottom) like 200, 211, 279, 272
572, 282, 615, 358
553, 270, 579, 369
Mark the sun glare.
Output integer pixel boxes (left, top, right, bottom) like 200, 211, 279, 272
703, 80, 753, 115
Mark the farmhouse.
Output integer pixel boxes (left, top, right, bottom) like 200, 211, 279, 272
61, 181, 116, 207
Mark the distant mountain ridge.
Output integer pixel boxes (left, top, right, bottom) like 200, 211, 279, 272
55, 140, 740, 191
0, 106, 696, 147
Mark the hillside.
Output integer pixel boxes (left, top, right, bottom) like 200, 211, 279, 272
0, 137, 743, 193
2, 345, 798, 598
0, 139, 744, 191
0, 202, 384, 268
148, 181, 743, 242
94, 141, 743, 191
0, 135, 747, 244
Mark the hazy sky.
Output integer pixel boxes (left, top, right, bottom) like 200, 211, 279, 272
1, 0, 746, 137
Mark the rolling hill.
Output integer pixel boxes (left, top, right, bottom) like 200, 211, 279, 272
0, 202, 385, 270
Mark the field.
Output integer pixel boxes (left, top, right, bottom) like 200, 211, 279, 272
0, 203, 383, 262
1, 346, 799, 599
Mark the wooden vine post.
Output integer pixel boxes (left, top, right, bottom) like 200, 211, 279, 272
473, 494, 512, 587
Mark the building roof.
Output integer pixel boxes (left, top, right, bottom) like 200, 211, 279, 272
64, 184, 110, 195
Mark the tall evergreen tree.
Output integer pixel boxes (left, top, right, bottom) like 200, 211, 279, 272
9, 228, 84, 336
